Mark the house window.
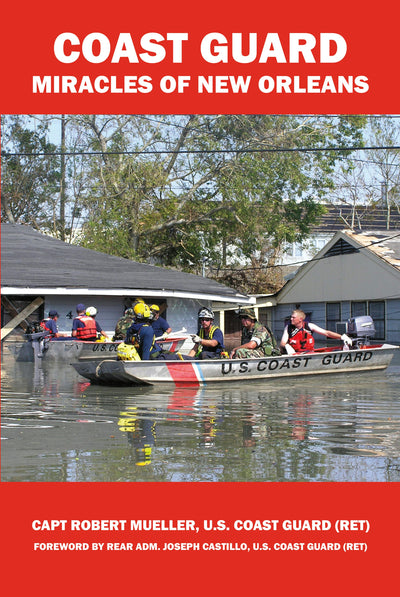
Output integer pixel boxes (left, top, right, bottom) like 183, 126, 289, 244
351, 301, 385, 340
351, 302, 367, 318
326, 302, 341, 333
369, 302, 385, 340
285, 241, 303, 258
293, 243, 303, 257
315, 239, 326, 251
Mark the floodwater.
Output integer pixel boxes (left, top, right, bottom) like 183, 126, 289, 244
1, 349, 400, 482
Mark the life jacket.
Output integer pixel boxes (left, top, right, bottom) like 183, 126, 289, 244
40, 318, 52, 332
75, 315, 97, 340
117, 342, 141, 361
288, 323, 315, 352
197, 325, 224, 356
40, 318, 55, 337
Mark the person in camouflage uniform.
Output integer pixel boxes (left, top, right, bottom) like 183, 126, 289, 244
230, 307, 279, 359
113, 308, 135, 341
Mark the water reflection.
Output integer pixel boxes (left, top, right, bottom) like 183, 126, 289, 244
1, 350, 400, 482
118, 408, 157, 466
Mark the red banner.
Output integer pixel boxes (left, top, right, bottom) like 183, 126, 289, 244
1, 482, 399, 594
0, 0, 399, 113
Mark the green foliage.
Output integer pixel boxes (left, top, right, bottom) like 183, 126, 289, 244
1, 114, 368, 291
1, 116, 61, 233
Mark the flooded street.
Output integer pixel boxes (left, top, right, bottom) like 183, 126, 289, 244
1, 350, 400, 482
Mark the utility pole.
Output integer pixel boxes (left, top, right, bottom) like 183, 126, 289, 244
59, 114, 66, 241
381, 180, 390, 229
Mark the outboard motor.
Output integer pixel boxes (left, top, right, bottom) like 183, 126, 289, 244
25, 322, 51, 358
336, 316, 376, 348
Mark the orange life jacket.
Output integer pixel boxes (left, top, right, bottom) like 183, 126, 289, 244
40, 318, 58, 337
75, 315, 97, 340
288, 323, 315, 352
40, 318, 52, 333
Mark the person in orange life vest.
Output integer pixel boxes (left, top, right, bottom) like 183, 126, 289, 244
41, 310, 62, 337
85, 306, 110, 340
72, 303, 97, 341
280, 309, 353, 355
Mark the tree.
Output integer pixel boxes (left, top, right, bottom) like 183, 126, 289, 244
1, 114, 368, 292
72, 115, 366, 277
368, 117, 400, 228
328, 116, 400, 232
1, 116, 61, 233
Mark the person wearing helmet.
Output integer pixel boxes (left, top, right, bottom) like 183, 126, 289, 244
150, 304, 172, 339
125, 303, 158, 359
72, 304, 108, 341
188, 307, 225, 359
86, 306, 110, 340
113, 307, 135, 341
230, 307, 279, 359
133, 302, 152, 320
72, 303, 97, 340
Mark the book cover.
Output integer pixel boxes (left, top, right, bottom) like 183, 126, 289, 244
1, 1, 399, 594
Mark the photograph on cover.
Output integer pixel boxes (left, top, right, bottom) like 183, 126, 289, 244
1, 113, 400, 482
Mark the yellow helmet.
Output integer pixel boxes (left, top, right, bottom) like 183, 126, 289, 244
134, 303, 151, 320
150, 304, 160, 312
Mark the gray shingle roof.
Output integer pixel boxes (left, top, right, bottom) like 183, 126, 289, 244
313, 204, 400, 233
1, 223, 249, 302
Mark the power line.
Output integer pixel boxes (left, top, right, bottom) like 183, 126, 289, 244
210, 232, 400, 273
2, 144, 400, 158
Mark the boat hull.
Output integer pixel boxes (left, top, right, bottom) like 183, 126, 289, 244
7, 337, 186, 362
72, 344, 398, 386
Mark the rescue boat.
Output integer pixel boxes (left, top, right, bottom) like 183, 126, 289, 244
7, 333, 187, 362
72, 343, 398, 387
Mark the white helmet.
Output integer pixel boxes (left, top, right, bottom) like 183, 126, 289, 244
198, 307, 214, 319
86, 306, 97, 317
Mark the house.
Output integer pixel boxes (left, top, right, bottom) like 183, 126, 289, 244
1, 223, 252, 342
281, 203, 400, 271
272, 229, 400, 345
